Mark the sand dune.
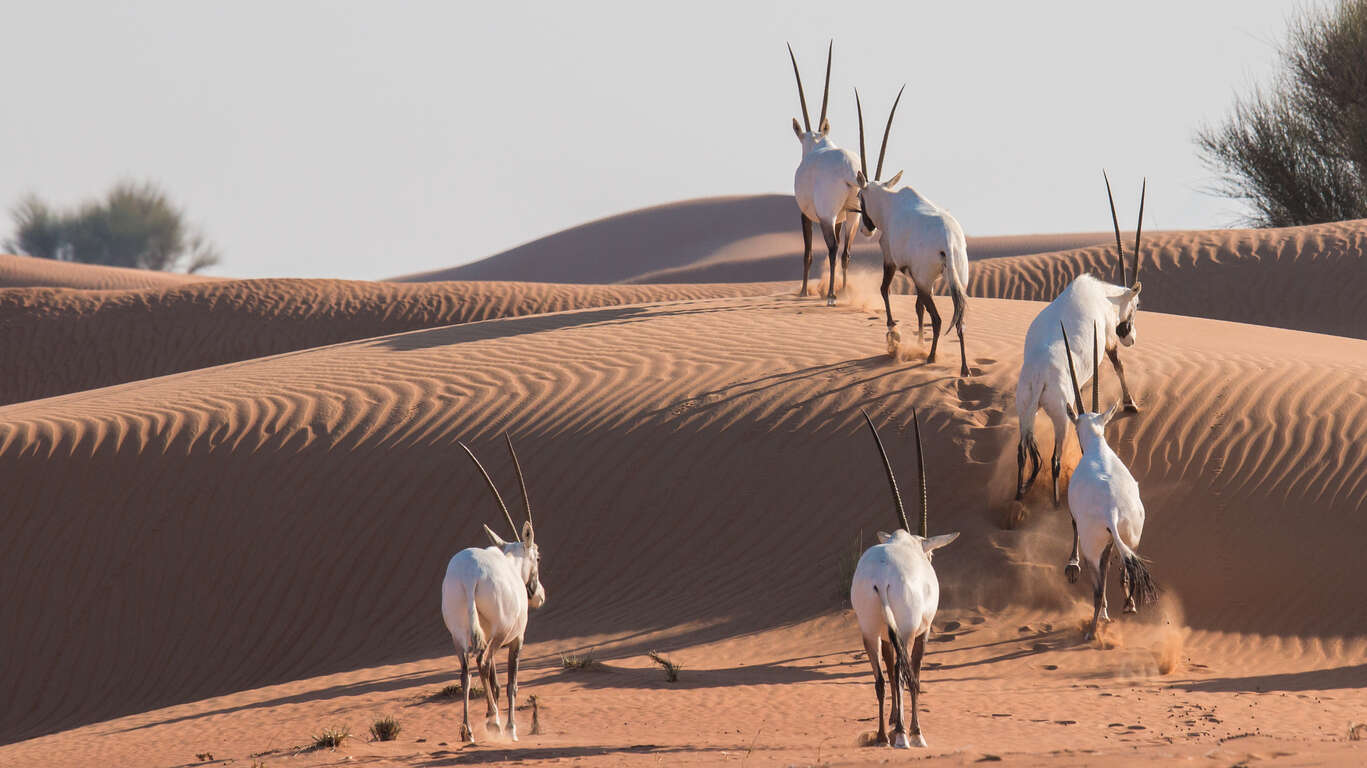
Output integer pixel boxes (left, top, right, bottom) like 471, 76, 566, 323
2, 290, 1364, 759
968, 219, 1367, 338
0, 279, 781, 406
0, 253, 210, 290
389, 194, 1119, 284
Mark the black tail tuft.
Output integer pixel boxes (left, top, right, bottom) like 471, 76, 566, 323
1123, 553, 1159, 606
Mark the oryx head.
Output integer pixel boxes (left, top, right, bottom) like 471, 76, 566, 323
851, 86, 905, 236
1103, 171, 1146, 347
460, 435, 547, 609
860, 408, 959, 559
1060, 322, 1121, 437
788, 42, 835, 150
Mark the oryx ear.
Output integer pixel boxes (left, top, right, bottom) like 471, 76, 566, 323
1102, 399, 1122, 425
922, 532, 960, 553
1066, 403, 1078, 423
521, 519, 535, 545
792, 117, 803, 138
483, 524, 507, 547
1129, 281, 1143, 297
819, 117, 830, 135
885, 170, 903, 187
856, 170, 868, 186
876, 530, 893, 543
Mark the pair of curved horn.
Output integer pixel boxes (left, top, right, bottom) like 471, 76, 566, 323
860, 407, 927, 537
855, 85, 905, 182
459, 434, 534, 543
1102, 171, 1146, 287
787, 41, 833, 133
1059, 322, 1102, 415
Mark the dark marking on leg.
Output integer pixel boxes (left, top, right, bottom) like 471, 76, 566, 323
922, 290, 943, 364
1065, 518, 1081, 583
507, 642, 521, 740
1108, 345, 1139, 412
864, 636, 888, 746
909, 633, 928, 746
1088, 542, 1114, 641
800, 215, 813, 296
820, 221, 839, 306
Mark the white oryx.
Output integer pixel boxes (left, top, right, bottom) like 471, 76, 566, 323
851, 408, 959, 748
441, 435, 547, 743
1014, 173, 1146, 504
1060, 323, 1157, 640
852, 89, 971, 377
789, 42, 862, 304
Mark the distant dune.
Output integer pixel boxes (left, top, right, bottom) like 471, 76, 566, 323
388, 194, 1122, 284
0, 253, 210, 290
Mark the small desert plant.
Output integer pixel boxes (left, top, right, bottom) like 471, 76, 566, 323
836, 528, 865, 605
309, 725, 350, 750
1350, 721, 1367, 741
369, 716, 401, 742
647, 650, 682, 682
434, 682, 483, 700
560, 650, 598, 670
195, 753, 214, 762
528, 694, 542, 735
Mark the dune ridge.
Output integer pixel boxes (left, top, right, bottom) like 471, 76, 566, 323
1, 292, 1364, 749
0, 253, 211, 290
0, 279, 781, 406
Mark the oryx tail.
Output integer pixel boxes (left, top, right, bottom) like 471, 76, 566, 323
1107, 516, 1157, 606
942, 236, 968, 338
874, 584, 912, 688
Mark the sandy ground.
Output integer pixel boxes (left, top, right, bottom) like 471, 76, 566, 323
1, 222, 1365, 766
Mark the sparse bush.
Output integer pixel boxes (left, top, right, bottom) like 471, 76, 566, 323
369, 716, 401, 742
435, 682, 483, 700
647, 650, 682, 682
528, 694, 543, 735
1350, 721, 1367, 740
309, 725, 350, 750
6, 180, 220, 272
195, 753, 214, 762
1198, 0, 1367, 227
560, 650, 598, 670
836, 529, 865, 605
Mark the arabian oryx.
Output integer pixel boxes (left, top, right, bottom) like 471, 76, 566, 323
788, 42, 862, 304
1014, 173, 1146, 505
1060, 323, 1157, 640
441, 436, 547, 743
851, 408, 959, 748
852, 89, 971, 377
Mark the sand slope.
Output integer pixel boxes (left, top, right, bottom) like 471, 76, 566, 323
0, 253, 210, 290
389, 195, 1118, 284
2, 290, 1364, 755
0, 279, 781, 406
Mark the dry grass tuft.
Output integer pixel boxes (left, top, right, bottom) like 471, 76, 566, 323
647, 650, 682, 682
369, 716, 401, 742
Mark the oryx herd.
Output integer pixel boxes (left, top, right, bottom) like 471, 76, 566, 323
435, 41, 1162, 751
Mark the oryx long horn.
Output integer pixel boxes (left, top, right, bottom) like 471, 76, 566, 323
855, 87, 868, 179
1103, 170, 1126, 286
504, 433, 532, 531
1092, 323, 1100, 414
875, 84, 905, 181
818, 40, 832, 130
459, 441, 521, 542
787, 43, 811, 132
1132, 177, 1146, 286
1060, 323, 1085, 416
861, 408, 912, 534
912, 407, 928, 538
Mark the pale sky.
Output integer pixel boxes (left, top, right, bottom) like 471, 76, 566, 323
2, 1, 1311, 279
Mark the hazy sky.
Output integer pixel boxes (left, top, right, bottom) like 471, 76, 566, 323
2, 1, 1313, 279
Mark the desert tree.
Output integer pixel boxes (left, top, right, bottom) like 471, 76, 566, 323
1198, 0, 1367, 227
6, 180, 220, 272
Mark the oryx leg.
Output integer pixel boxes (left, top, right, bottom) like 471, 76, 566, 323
955, 309, 969, 378
820, 220, 840, 306
800, 215, 814, 297
1065, 518, 1081, 583
1107, 346, 1139, 413
1047, 404, 1069, 508
1121, 561, 1138, 614
883, 632, 907, 747
477, 651, 502, 735
881, 261, 899, 358
839, 212, 858, 292
458, 652, 475, 743
920, 290, 943, 365
863, 636, 889, 746
907, 633, 928, 748
1086, 542, 1114, 641
506, 639, 522, 741
1015, 429, 1042, 500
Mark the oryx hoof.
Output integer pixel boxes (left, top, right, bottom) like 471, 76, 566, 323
960, 363, 970, 377
459, 723, 475, 743
1124, 599, 1138, 614
826, 294, 837, 307
507, 724, 519, 742
485, 718, 502, 735
1065, 562, 1080, 583
909, 732, 928, 748
1123, 401, 1140, 414
891, 732, 912, 749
